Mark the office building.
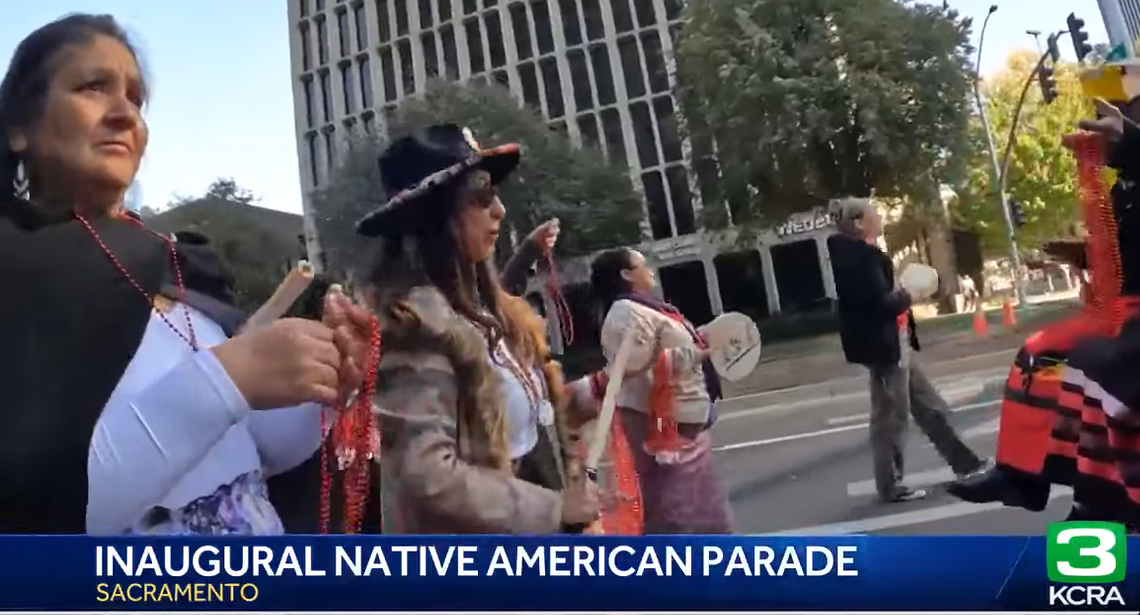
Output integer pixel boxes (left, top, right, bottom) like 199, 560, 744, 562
286, 0, 844, 349
1099, 0, 1140, 55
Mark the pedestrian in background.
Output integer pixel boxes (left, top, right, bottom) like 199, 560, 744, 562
827, 199, 990, 504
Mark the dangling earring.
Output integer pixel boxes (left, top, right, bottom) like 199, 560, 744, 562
13, 158, 29, 200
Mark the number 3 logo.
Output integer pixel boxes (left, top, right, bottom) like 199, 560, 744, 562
1056, 528, 1118, 577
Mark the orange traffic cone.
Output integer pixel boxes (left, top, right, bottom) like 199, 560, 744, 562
973, 303, 989, 337
1002, 299, 1017, 330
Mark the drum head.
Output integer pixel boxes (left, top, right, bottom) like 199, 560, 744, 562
900, 263, 939, 301
703, 312, 762, 382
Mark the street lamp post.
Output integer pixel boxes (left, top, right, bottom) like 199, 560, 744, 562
973, 4, 1028, 305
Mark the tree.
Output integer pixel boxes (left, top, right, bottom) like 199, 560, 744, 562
950, 51, 1088, 256
673, 0, 975, 227
148, 179, 303, 311
311, 80, 644, 274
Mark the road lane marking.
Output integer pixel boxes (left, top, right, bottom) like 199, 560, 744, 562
822, 384, 989, 426
714, 400, 1000, 453
762, 487, 1072, 535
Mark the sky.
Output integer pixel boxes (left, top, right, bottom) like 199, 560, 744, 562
0, 0, 1113, 216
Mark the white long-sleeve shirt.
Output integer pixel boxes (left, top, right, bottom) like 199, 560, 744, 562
86, 303, 325, 535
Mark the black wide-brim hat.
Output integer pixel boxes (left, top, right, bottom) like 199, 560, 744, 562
355, 123, 520, 237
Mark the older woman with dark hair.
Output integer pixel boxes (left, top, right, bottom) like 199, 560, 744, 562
0, 14, 369, 534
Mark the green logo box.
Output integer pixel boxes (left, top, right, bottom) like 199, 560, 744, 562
1046, 521, 1128, 584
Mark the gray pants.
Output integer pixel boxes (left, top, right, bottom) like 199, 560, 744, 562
867, 356, 983, 500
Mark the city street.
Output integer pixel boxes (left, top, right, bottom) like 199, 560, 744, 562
713, 366, 1073, 536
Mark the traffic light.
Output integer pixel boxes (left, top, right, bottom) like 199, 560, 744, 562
1046, 32, 1061, 63
1038, 64, 1058, 104
1068, 13, 1093, 61
1009, 200, 1026, 228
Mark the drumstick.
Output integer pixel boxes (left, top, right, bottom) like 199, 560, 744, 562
586, 326, 639, 475
243, 261, 316, 330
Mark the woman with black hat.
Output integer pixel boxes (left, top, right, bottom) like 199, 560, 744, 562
0, 14, 371, 534
358, 124, 602, 533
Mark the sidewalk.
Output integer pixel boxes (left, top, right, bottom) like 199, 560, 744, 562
726, 300, 1080, 400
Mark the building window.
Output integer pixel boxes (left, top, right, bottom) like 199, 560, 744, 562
666, 165, 696, 235
663, 0, 683, 20
630, 101, 658, 167
567, 49, 592, 111
518, 61, 540, 108
316, 18, 329, 65
323, 128, 336, 175
302, 78, 315, 127
600, 107, 626, 164
617, 36, 645, 98
379, 46, 397, 101
337, 10, 350, 57
397, 38, 416, 94
581, 0, 604, 40
316, 0, 326, 10
376, 0, 391, 42
633, 0, 656, 27
463, 0, 477, 14
440, 24, 460, 79
319, 70, 333, 122
539, 57, 564, 119
300, 23, 312, 71
307, 134, 320, 186
642, 170, 671, 239
363, 112, 376, 134
558, 0, 582, 47
492, 69, 510, 87
300, 0, 310, 17
611, 0, 634, 33
531, 0, 554, 54
486, 13, 506, 68
438, 0, 452, 22
550, 119, 567, 135
460, 18, 483, 74
653, 96, 682, 162
577, 112, 599, 148
510, 4, 533, 60
422, 31, 440, 77
340, 64, 355, 113
669, 23, 681, 49
353, 2, 369, 49
589, 44, 615, 105
641, 31, 669, 93
484, 0, 498, 7
358, 56, 374, 108
395, 0, 409, 35
419, 0, 433, 29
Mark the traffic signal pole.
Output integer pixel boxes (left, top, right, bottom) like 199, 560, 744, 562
974, 86, 1027, 305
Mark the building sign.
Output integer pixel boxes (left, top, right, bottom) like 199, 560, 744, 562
775, 210, 839, 238
648, 235, 702, 265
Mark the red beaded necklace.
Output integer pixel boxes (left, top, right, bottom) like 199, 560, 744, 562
319, 316, 383, 534
75, 212, 199, 351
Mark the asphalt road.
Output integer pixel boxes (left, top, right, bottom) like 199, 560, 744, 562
712, 367, 1074, 536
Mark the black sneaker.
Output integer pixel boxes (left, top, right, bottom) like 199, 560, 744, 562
957, 457, 995, 480
886, 487, 928, 503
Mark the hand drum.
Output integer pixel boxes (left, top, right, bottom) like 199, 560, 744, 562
702, 312, 762, 382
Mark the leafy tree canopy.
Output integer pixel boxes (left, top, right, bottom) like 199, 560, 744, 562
950, 51, 1090, 256
311, 80, 644, 275
673, 0, 975, 228
149, 178, 304, 311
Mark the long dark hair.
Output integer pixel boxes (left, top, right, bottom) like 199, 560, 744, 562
365, 179, 509, 351
589, 247, 636, 318
0, 14, 145, 204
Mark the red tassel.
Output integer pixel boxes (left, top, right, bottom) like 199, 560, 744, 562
643, 352, 685, 458
600, 417, 644, 535
1073, 132, 1125, 335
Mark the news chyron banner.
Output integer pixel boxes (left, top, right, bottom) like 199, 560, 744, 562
0, 531, 1134, 611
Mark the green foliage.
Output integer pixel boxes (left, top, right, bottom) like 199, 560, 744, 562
673, 0, 975, 228
950, 51, 1090, 256
149, 179, 304, 311
311, 80, 644, 274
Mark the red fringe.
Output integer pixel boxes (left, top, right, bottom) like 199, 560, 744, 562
644, 352, 685, 456
1073, 132, 1125, 334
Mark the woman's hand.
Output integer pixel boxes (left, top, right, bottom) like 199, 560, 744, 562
526, 218, 560, 253
321, 285, 377, 404
560, 480, 600, 528
212, 319, 343, 410
1064, 97, 1126, 150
